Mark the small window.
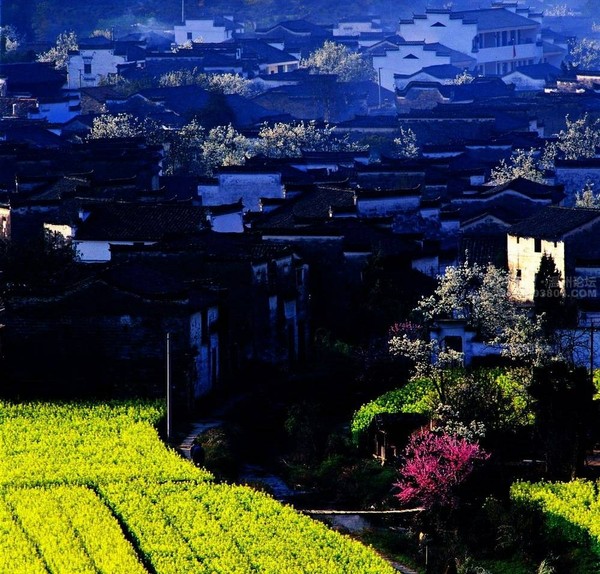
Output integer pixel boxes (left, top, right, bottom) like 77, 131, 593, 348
534, 238, 542, 252
445, 336, 463, 353
83, 63, 92, 75
187, 32, 193, 40
404, 53, 419, 59
431, 21, 446, 27
516, 269, 522, 279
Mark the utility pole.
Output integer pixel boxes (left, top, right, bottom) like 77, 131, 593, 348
181, 0, 185, 24
378, 67, 382, 108
166, 332, 172, 441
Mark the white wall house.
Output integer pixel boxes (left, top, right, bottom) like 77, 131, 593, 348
199, 171, 284, 212
507, 206, 600, 303
67, 40, 129, 89
174, 17, 243, 45
355, 188, 422, 217
397, 6, 548, 77
29, 97, 80, 125
332, 18, 383, 37
44, 221, 158, 263
369, 39, 475, 92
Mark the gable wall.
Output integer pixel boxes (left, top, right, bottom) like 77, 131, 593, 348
398, 14, 477, 56
507, 233, 565, 302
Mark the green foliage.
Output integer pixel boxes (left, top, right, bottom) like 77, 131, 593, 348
0, 400, 206, 487
0, 400, 396, 573
1, 485, 146, 573
476, 557, 533, 574
593, 369, 600, 400
510, 479, 600, 558
350, 378, 437, 442
494, 370, 536, 428
100, 479, 396, 573
195, 425, 241, 482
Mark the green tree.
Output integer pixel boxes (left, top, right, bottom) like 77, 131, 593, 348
36, 30, 78, 70
301, 40, 375, 82
534, 253, 567, 330
402, 260, 552, 368
489, 148, 545, 184
529, 362, 595, 480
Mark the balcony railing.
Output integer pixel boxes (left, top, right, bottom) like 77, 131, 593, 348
476, 42, 539, 62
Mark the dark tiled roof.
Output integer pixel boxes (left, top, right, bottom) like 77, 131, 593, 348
460, 234, 507, 267
0, 62, 65, 97
252, 185, 356, 229
407, 64, 465, 79
507, 206, 600, 240
235, 39, 298, 64
255, 20, 331, 37
504, 63, 561, 81
451, 8, 540, 31
76, 203, 210, 241
478, 177, 563, 200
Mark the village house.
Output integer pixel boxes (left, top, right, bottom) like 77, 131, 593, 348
332, 17, 385, 39
110, 232, 311, 371
252, 19, 331, 60
46, 203, 213, 263
501, 62, 561, 91
173, 16, 244, 46
367, 36, 476, 93
507, 205, 600, 303
0, 262, 222, 403
0, 62, 76, 124
66, 36, 146, 90
198, 167, 285, 213
554, 158, 600, 206
397, 4, 565, 77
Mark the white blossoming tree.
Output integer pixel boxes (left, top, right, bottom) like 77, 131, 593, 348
394, 127, 420, 159
489, 148, 545, 185
575, 181, 600, 208
301, 41, 375, 82
36, 31, 78, 70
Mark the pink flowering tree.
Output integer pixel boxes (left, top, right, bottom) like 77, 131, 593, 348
395, 428, 489, 510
